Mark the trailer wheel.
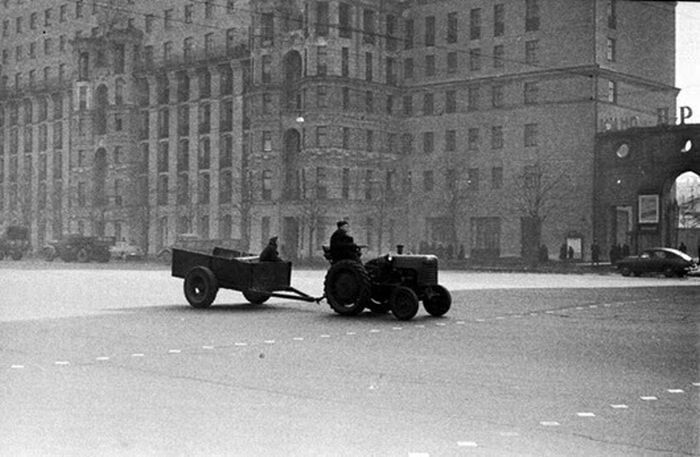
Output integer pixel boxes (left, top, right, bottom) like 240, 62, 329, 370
184, 266, 218, 308
391, 287, 419, 321
243, 290, 271, 305
423, 285, 452, 317
324, 260, 370, 316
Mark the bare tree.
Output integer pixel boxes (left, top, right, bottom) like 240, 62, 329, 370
510, 161, 570, 263
298, 198, 326, 259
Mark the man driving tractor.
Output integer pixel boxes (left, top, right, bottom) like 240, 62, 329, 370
329, 220, 361, 262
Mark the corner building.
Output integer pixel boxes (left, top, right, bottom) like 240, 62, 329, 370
0, 0, 678, 260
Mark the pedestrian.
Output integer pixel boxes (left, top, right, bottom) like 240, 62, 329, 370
457, 244, 466, 260
559, 243, 567, 261
591, 241, 600, 265
609, 244, 619, 265
259, 236, 282, 262
539, 244, 549, 263
568, 245, 574, 260
678, 242, 687, 253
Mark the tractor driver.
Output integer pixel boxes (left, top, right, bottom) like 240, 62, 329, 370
329, 220, 361, 262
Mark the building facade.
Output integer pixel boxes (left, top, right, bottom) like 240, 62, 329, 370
0, 0, 679, 260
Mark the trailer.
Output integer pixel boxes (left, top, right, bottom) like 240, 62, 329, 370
171, 247, 322, 308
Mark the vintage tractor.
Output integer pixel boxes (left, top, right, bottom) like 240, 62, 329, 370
322, 246, 452, 321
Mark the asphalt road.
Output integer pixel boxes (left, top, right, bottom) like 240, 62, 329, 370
1, 263, 698, 456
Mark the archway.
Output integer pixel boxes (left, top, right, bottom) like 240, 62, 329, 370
669, 170, 700, 255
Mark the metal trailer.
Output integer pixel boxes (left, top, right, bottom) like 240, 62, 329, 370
171, 247, 322, 308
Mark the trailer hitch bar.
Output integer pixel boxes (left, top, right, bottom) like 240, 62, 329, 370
247, 287, 325, 303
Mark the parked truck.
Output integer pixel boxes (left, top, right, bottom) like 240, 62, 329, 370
0, 225, 31, 260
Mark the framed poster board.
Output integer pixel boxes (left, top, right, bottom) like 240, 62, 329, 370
638, 194, 659, 224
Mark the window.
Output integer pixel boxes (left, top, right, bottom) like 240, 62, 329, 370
606, 38, 616, 62
342, 168, 350, 199
365, 52, 373, 81
423, 170, 434, 191
220, 171, 233, 205
44, 8, 52, 27
386, 14, 398, 51
423, 131, 434, 154
158, 108, 169, 138
261, 55, 272, 83
60, 5, 67, 22
363, 9, 375, 44
316, 2, 329, 36
176, 173, 189, 205
30, 12, 37, 30
470, 9, 481, 40
226, 28, 236, 54
184, 3, 193, 23
425, 55, 435, 77
494, 4, 505, 36
468, 87, 480, 111
198, 173, 210, 204
220, 99, 233, 131
177, 105, 189, 136
316, 126, 327, 147
526, 0, 540, 31
467, 168, 479, 190
261, 13, 274, 44
445, 130, 456, 152
184, 37, 194, 61
364, 91, 373, 112
492, 167, 503, 189
365, 170, 373, 200
262, 170, 272, 200
145, 14, 154, 33
445, 90, 457, 113
607, 80, 617, 103
386, 57, 396, 85
262, 92, 272, 114
524, 123, 538, 146
447, 12, 458, 43
404, 58, 414, 79
366, 130, 373, 151
447, 51, 458, 74
164, 9, 173, 29
198, 70, 211, 98
404, 19, 414, 49
425, 16, 435, 47
339, 3, 352, 38
44, 38, 52, 55
316, 167, 327, 199
317, 46, 327, 75
524, 82, 538, 104
491, 126, 503, 149
198, 138, 210, 170
16, 16, 22, 33
468, 128, 479, 151
342, 87, 350, 110
163, 41, 173, 63
177, 139, 189, 171
492, 84, 504, 108
423, 93, 433, 115
198, 103, 210, 134
341, 47, 349, 76
657, 107, 669, 125
157, 142, 169, 172
205, 0, 214, 19
114, 114, 124, 131
403, 95, 413, 116
494, 45, 504, 68
525, 40, 539, 65
220, 135, 233, 168
469, 48, 481, 71
262, 131, 272, 151
607, 0, 617, 29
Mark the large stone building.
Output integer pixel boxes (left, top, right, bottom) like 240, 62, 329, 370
0, 0, 680, 261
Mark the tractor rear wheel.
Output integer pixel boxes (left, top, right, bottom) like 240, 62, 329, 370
391, 287, 419, 321
423, 285, 452, 317
324, 260, 370, 316
184, 266, 218, 308
76, 248, 90, 263
243, 290, 271, 305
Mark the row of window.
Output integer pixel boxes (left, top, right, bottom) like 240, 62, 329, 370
155, 170, 234, 206
253, 164, 507, 204
255, 123, 540, 155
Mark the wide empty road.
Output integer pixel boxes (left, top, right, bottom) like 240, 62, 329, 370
1, 265, 698, 456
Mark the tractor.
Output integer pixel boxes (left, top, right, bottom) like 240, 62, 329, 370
322, 245, 452, 320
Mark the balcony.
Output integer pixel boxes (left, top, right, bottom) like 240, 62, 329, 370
135, 44, 250, 74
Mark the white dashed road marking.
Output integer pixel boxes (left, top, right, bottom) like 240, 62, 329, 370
457, 441, 478, 448
320, 334, 330, 338
131, 353, 145, 357
202, 345, 215, 349
54, 361, 70, 366
234, 342, 247, 347
11, 365, 24, 369
667, 389, 684, 393
292, 337, 304, 341
499, 431, 520, 437
168, 349, 181, 354
610, 404, 629, 409
264, 340, 275, 344
640, 396, 658, 401
96, 356, 110, 361
577, 412, 596, 417
540, 421, 560, 426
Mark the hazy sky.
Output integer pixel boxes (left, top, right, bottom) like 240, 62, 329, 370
676, 2, 700, 121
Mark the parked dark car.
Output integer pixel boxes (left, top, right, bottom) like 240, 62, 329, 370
0, 225, 31, 260
617, 247, 697, 277
43, 235, 112, 263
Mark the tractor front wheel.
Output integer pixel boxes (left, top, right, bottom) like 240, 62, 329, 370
423, 285, 452, 317
324, 260, 370, 316
391, 287, 419, 321
184, 266, 218, 308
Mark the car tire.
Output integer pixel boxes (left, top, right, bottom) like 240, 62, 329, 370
76, 248, 90, 263
663, 267, 676, 278
184, 266, 218, 308
391, 287, 420, 321
620, 266, 631, 277
423, 285, 452, 317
